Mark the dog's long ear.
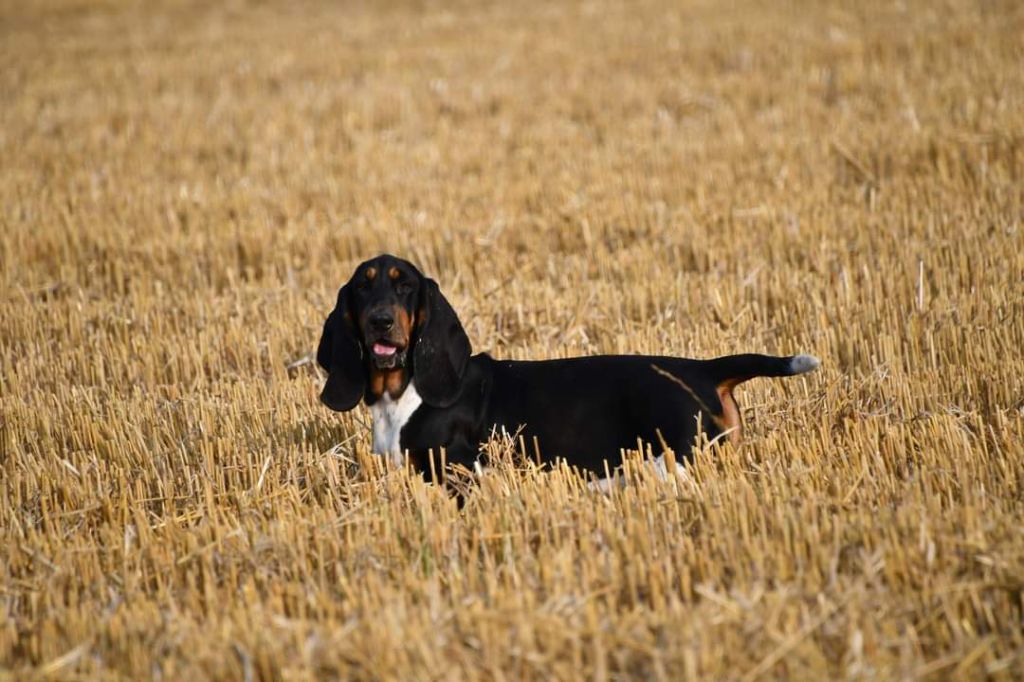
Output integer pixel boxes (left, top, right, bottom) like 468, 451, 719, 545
413, 278, 471, 407
317, 283, 366, 411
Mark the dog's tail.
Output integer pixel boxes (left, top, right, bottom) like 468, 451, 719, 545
651, 353, 819, 447
705, 353, 820, 388
702, 353, 819, 445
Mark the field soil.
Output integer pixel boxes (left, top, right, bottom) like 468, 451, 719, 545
2, 0, 1023, 678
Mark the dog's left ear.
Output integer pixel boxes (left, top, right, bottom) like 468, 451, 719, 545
317, 283, 366, 412
413, 278, 471, 407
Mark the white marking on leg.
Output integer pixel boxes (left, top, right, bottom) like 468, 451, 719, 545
369, 384, 423, 467
588, 475, 620, 493
589, 455, 696, 493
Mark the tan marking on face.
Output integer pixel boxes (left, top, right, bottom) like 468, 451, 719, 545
365, 267, 377, 280
715, 381, 743, 445
394, 306, 413, 343
388, 266, 400, 279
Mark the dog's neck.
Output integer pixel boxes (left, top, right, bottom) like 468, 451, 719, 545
367, 367, 411, 402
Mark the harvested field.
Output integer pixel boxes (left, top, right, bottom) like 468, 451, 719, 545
2, 0, 1023, 678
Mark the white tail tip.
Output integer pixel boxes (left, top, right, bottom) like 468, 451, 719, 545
789, 354, 820, 374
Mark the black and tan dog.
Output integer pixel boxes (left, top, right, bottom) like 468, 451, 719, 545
317, 254, 819, 483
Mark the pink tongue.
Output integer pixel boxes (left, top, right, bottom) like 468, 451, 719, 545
373, 342, 397, 356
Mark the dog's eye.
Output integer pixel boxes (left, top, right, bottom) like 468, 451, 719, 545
395, 281, 413, 295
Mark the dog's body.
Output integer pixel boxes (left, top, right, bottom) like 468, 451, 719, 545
317, 255, 819, 482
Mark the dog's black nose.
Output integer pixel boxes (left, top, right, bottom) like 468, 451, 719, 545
368, 311, 394, 332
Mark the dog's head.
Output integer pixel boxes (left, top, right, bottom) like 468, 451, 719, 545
317, 254, 472, 411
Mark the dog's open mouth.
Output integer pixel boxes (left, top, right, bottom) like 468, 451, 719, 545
372, 341, 398, 357
370, 340, 406, 367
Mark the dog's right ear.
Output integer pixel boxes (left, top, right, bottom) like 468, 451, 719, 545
317, 283, 366, 412
412, 278, 471, 408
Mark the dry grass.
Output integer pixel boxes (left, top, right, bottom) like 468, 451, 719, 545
2, 0, 1023, 678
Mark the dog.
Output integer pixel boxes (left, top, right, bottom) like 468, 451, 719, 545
317, 254, 819, 484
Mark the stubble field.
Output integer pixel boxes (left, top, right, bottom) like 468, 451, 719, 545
2, 0, 1023, 678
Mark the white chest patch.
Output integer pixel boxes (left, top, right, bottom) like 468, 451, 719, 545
369, 384, 423, 467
